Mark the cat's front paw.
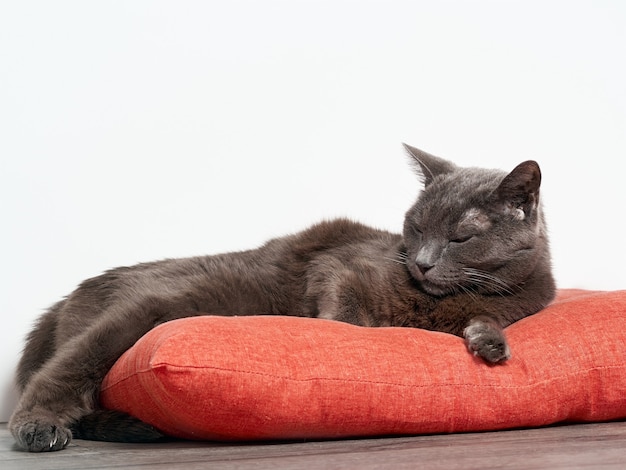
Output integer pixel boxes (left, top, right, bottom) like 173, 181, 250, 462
9, 410, 72, 452
464, 318, 511, 364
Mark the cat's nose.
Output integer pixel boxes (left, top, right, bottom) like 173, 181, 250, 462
415, 244, 438, 274
415, 259, 435, 274
415, 258, 435, 274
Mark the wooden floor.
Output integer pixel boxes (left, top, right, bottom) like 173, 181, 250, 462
2, 422, 626, 469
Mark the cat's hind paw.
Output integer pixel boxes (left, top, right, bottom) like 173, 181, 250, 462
9, 410, 72, 452
464, 318, 511, 364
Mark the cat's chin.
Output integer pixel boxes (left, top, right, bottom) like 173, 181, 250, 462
407, 266, 453, 296
419, 280, 453, 297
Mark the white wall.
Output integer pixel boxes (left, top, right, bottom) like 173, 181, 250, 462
1, 1, 625, 422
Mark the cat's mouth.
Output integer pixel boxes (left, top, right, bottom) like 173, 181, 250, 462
407, 264, 455, 297
419, 279, 454, 297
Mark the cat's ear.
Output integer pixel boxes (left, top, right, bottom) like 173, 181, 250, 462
403, 143, 456, 186
495, 160, 541, 219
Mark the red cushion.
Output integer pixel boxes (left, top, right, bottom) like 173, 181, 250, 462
100, 289, 626, 440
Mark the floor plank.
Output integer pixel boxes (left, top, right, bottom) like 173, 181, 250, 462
2, 422, 626, 469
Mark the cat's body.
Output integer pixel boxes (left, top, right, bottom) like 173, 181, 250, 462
10, 145, 555, 452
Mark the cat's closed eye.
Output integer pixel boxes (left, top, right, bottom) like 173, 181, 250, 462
411, 226, 423, 237
450, 235, 474, 244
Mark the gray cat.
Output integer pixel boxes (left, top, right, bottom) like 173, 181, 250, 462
10, 145, 555, 451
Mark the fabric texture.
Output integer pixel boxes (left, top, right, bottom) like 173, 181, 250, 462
100, 289, 626, 441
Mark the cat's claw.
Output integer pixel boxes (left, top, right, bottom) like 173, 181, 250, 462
18, 424, 71, 452
9, 411, 72, 452
464, 319, 511, 364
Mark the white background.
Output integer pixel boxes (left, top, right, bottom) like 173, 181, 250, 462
1, 1, 625, 422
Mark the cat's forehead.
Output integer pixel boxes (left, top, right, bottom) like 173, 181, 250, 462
459, 207, 492, 230
413, 195, 492, 229
422, 170, 500, 206
412, 168, 504, 226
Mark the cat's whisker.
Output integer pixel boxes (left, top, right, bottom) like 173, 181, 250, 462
383, 256, 407, 266
457, 283, 479, 302
463, 268, 516, 297
470, 279, 513, 297
481, 281, 514, 297
384, 252, 409, 266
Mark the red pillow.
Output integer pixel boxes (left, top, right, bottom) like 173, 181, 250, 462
100, 289, 626, 441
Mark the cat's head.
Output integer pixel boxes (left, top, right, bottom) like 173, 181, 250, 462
402, 144, 549, 297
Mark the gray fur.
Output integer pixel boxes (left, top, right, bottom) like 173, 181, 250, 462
10, 144, 555, 451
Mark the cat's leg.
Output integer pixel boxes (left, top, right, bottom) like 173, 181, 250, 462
428, 293, 522, 363
463, 316, 511, 363
9, 307, 164, 452
15, 302, 62, 391
11, 364, 95, 450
